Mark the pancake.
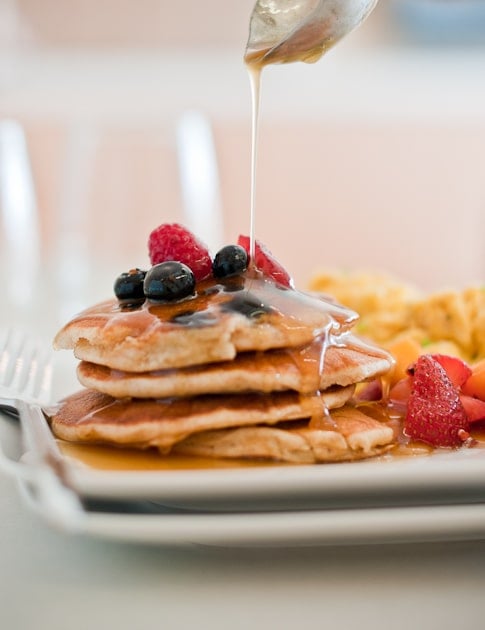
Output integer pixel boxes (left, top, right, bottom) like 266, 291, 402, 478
49, 385, 355, 453
53, 275, 358, 372
173, 407, 394, 463
52, 264, 397, 463
76, 336, 393, 399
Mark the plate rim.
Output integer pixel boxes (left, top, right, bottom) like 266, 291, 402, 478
64, 447, 485, 501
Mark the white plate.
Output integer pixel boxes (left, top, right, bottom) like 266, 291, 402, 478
5, 359, 485, 546
17, 478, 485, 547
48, 346, 485, 511
59, 446, 485, 511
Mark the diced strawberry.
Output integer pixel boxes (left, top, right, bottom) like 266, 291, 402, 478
404, 354, 469, 448
237, 235, 293, 288
389, 376, 413, 413
355, 379, 382, 402
460, 395, 485, 423
148, 223, 212, 281
462, 359, 485, 401
431, 354, 472, 388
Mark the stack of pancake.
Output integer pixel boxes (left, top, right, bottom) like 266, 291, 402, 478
51, 274, 395, 463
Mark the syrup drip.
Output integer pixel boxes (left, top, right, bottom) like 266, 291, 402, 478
76, 275, 358, 343
244, 17, 337, 262
247, 63, 262, 263
306, 328, 337, 430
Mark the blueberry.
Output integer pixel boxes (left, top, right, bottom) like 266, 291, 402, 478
212, 245, 248, 279
114, 268, 146, 302
143, 261, 195, 302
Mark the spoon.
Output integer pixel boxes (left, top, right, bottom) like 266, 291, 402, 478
245, 0, 379, 66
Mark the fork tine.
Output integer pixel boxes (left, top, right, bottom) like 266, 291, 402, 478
0, 330, 53, 404
0, 329, 25, 388
0, 329, 10, 355
21, 342, 40, 400
0, 329, 13, 384
38, 354, 53, 404
10, 335, 35, 393
25, 345, 53, 404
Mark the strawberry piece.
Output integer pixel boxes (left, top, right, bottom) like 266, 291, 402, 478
148, 223, 212, 282
404, 354, 469, 448
355, 379, 382, 402
460, 395, 485, 423
432, 354, 472, 388
237, 235, 293, 288
389, 376, 413, 413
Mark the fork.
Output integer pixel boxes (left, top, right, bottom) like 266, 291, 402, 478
0, 329, 52, 412
0, 329, 83, 528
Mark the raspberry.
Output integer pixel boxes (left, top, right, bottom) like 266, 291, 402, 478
404, 354, 469, 448
237, 235, 293, 288
148, 223, 212, 282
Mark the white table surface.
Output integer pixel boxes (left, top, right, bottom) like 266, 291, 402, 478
1, 445, 485, 630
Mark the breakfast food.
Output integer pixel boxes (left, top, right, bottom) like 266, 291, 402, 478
75, 342, 392, 398
309, 268, 485, 446
172, 407, 394, 464
50, 223, 396, 462
310, 270, 485, 362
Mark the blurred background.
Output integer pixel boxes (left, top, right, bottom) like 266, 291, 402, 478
0, 0, 485, 338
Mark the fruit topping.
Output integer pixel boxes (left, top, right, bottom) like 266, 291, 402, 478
148, 223, 212, 282
237, 235, 293, 288
114, 268, 146, 302
431, 354, 472, 389
386, 337, 421, 385
143, 261, 195, 302
459, 395, 485, 423
355, 379, 382, 402
462, 358, 485, 400
212, 245, 248, 279
388, 376, 413, 413
404, 354, 469, 448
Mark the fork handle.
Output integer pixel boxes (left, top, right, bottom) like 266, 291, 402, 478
17, 401, 67, 474
0, 409, 84, 530
0, 416, 34, 482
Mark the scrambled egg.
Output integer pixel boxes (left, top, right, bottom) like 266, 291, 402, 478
309, 270, 485, 363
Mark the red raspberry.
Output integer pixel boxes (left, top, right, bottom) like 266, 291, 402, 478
404, 354, 469, 448
237, 235, 293, 288
148, 223, 212, 282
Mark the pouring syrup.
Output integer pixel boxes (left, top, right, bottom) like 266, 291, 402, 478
244, 0, 379, 261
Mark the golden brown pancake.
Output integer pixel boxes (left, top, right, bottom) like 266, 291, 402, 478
52, 270, 397, 463
173, 407, 394, 463
49, 386, 355, 453
53, 275, 358, 372
76, 336, 392, 399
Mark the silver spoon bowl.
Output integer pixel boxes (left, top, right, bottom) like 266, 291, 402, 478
246, 0, 379, 66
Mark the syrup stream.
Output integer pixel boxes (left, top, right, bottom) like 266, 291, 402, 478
247, 63, 263, 263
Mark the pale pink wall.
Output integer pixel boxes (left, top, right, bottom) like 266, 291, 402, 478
3, 2, 483, 296
17, 117, 485, 293
14, 0, 389, 49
